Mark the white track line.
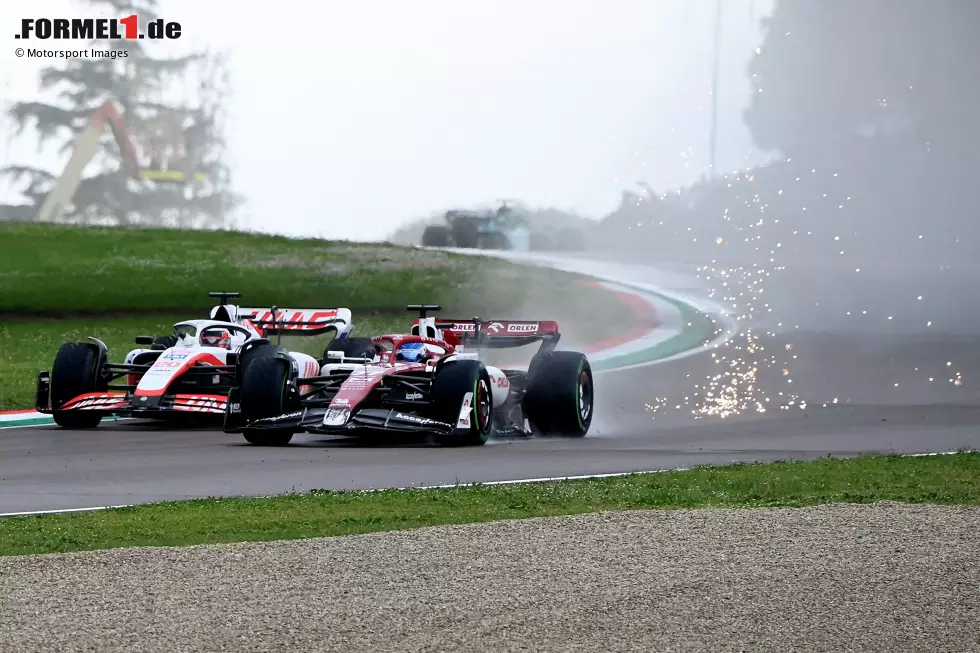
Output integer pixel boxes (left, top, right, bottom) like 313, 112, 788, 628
2, 449, 973, 518
0, 504, 133, 517
0, 421, 60, 430
0, 417, 138, 431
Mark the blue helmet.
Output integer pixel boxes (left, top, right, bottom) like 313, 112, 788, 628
395, 341, 427, 362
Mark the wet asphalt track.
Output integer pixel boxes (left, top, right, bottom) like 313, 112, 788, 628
2, 256, 979, 514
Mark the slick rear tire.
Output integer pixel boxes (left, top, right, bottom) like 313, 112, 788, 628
51, 342, 105, 428
522, 351, 593, 437
240, 357, 296, 446
479, 231, 510, 250
324, 337, 376, 361
421, 225, 451, 247
450, 219, 479, 249
431, 360, 493, 447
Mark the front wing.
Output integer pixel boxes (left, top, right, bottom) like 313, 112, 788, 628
36, 372, 228, 418
224, 402, 456, 436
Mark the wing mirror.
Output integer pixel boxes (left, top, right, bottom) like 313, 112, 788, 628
135, 335, 154, 345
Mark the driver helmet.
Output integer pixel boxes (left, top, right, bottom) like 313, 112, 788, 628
202, 329, 232, 349
395, 341, 428, 363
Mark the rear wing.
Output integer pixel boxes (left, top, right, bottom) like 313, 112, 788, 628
237, 307, 354, 337
413, 318, 561, 350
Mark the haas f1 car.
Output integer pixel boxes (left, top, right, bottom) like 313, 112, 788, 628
35, 292, 357, 428
223, 305, 594, 447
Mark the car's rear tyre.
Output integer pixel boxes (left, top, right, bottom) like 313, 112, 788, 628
51, 342, 105, 428
240, 357, 296, 446
450, 219, 479, 249
421, 225, 451, 247
522, 351, 593, 437
430, 360, 493, 447
323, 337, 376, 361
479, 230, 511, 250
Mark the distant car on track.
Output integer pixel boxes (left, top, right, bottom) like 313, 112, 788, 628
35, 292, 358, 429
421, 203, 532, 251
223, 304, 594, 447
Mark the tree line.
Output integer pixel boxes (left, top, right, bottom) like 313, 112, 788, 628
1, 0, 237, 228
598, 0, 980, 265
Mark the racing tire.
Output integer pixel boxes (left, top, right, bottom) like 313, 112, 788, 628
479, 231, 511, 250
50, 342, 105, 428
522, 351, 593, 437
450, 219, 480, 249
430, 360, 493, 447
235, 341, 281, 388
240, 356, 297, 446
324, 337, 376, 361
421, 225, 451, 247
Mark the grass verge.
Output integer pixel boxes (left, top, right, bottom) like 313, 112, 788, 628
0, 223, 604, 316
2, 453, 977, 557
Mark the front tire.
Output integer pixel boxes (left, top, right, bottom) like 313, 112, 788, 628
240, 357, 297, 446
522, 351, 594, 437
450, 219, 479, 249
50, 342, 105, 428
430, 360, 493, 446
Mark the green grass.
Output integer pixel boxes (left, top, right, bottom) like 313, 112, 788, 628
0, 223, 595, 316
0, 224, 638, 409
2, 453, 978, 557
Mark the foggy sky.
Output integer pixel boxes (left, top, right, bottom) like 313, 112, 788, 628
1, 0, 773, 240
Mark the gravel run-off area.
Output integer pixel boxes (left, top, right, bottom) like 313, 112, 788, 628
2, 502, 979, 652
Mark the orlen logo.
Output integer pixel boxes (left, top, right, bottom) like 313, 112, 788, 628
15, 16, 182, 40
507, 323, 539, 333
450, 323, 476, 332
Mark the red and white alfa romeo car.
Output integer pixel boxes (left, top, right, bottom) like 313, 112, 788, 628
223, 304, 595, 447
35, 292, 356, 428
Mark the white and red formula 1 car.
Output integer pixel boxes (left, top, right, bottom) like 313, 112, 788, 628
35, 292, 358, 428
223, 304, 595, 447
